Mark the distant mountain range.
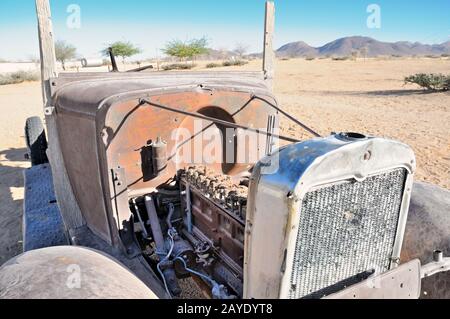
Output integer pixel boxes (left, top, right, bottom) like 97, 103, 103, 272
276, 36, 450, 58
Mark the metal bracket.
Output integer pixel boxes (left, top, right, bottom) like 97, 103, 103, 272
324, 251, 450, 299
44, 106, 55, 116
111, 167, 140, 258
324, 260, 422, 299
49, 77, 58, 96
111, 167, 131, 228
421, 250, 450, 278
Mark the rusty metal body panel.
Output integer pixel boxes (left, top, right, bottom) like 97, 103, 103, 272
52, 72, 276, 247
401, 182, 450, 298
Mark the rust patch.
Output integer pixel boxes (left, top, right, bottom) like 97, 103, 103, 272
105, 90, 276, 194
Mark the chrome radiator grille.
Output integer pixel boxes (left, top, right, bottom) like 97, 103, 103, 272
289, 168, 407, 299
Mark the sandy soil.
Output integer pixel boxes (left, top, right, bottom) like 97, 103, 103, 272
0, 57, 449, 266
0, 82, 42, 265
272, 58, 450, 189
232, 57, 449, 189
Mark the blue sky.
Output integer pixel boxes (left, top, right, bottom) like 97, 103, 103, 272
0, 0, 449, 61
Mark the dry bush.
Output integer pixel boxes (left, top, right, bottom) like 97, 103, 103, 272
332, 56, 350, 61
0, 71, 39, 85
206, 63, 221, 69
162, 63, 196, 71
222, 60, 248, 67
404, 73, 450, 91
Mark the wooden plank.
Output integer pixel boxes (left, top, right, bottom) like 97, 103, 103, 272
35, 0, 85, 232
262, 1, 275, 92
35, 0, 58, 107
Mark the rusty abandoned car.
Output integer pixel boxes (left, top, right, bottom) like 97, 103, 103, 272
0, 1, 449, 299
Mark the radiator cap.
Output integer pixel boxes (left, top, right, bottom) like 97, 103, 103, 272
336, 132, 368, 141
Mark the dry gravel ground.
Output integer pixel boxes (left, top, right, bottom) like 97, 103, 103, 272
272, 58, 450, 190
0, 58, 449, 269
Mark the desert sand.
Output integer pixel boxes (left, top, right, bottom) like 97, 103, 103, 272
273, 58, 450, 189
0, 57, 449, 265
0, 62, 40, 74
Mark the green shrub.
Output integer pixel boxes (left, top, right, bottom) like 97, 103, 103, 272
162, 63, 196, 71
404, 73, 450, 91
222, 60, 248, 67
206, 63, 220, 68
305, 56, 315, 61
162, 37, 209, 62
0, 71, 39, 85
441, 54, 450, 58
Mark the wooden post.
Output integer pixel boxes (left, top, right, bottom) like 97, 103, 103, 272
35, 0, 86, 231
35, 0, 58, 107
263, 1, 275, 92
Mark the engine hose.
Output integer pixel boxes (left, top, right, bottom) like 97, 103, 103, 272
174, 256, 216, 286
166, 203, 175, 229
173, 256, 234, 299
156, 229, 177, 298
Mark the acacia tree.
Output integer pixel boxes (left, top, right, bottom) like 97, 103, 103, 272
55, 40, 77, 70
189, 38, 210, 61
102, 41, 141, 63
162, 39, 189, 61
234, 43, 249, 58
162, 37, 209, 63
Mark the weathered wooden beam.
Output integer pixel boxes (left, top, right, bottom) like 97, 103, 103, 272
35, 0, 58, 107
263, 1, 275, 92
35, 0, 86, 231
